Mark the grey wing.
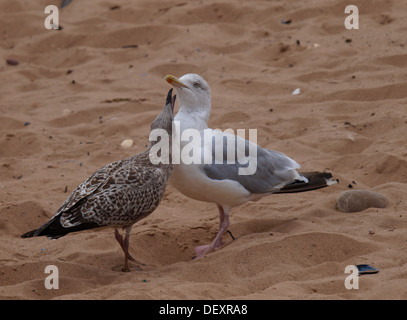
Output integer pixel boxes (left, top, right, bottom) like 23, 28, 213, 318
202, 134, 304, 194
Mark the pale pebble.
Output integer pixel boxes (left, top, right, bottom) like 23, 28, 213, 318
120, 139, 133, 148
292, 88, 301, 95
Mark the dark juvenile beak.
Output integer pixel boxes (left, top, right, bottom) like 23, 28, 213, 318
171, 94, 176, 113
166, 88, 173, 105
165, 88, 176, 114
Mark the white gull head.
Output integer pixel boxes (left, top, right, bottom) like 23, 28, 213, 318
165, 73, 211, 117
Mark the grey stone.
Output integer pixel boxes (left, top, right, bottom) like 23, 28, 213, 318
335, 190, 389, 213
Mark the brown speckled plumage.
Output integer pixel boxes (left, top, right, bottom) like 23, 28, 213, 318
21, 89, 176, 271
58, 150, 172, 228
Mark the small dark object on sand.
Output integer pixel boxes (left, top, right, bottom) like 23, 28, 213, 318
356, 264, 379, 275
6, 59, 19, 66
61, 0, 72, 8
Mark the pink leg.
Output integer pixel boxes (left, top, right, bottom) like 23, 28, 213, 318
114, 226, 143, 272
195, 205, 230, 258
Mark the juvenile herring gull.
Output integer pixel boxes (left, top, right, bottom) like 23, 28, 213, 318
21, 89, 176, 272
165, 74, 337, 258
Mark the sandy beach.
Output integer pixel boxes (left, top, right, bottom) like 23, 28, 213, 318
1, 0, 407, 299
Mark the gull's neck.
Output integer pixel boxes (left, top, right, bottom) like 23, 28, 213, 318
175, 104, 211, 132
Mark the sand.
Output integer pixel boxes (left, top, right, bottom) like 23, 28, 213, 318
1, 0, 407, 300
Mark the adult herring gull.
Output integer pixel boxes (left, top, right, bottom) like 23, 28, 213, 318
21, 89, 176, 272
165, 74, 337, 258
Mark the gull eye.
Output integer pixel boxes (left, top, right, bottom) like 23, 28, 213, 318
193, 82, 201, 88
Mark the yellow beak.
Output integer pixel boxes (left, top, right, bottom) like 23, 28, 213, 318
165, 75, 188, 88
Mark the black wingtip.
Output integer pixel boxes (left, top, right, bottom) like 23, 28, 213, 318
20, 212, 101, 239
276, 171, 337, 194
20, 229, 38, 238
